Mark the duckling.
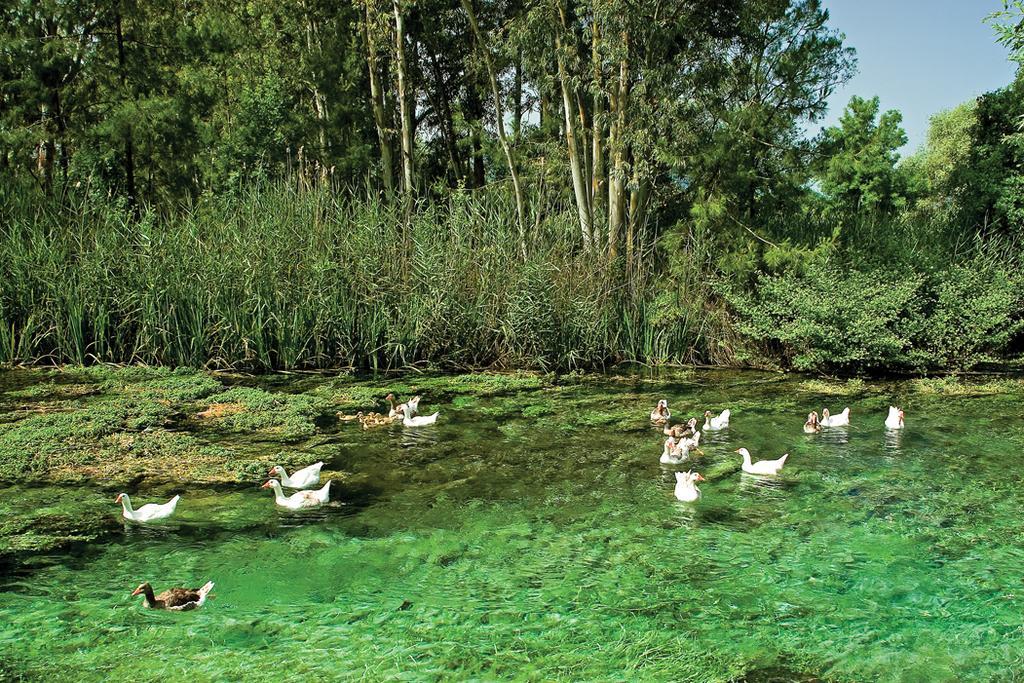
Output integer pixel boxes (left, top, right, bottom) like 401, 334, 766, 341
357, 411, 395, 429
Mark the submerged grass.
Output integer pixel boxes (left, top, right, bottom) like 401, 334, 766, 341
2, 367, 1024, 679
910, 375, 1024, 396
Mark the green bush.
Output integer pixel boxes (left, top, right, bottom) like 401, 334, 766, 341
728, 260, 1023, 373
728, 264, 925, 372
919, 264, 1024, 369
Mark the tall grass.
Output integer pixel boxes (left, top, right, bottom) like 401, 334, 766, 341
0, 181, 721, 371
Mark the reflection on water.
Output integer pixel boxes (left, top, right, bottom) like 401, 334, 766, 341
884, 427, 904, 452
2, 370, 1024, 681
737, 472, 789, 496
816, 425, 850, 445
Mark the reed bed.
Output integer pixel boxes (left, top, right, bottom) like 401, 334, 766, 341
0, 182, 717, 371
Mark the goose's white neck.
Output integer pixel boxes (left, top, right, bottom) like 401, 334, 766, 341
266, 480, 287, 502
119, 495, 134, 514
740, 450, 752, 466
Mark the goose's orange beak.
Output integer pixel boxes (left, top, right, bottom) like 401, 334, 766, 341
131, 586, 143, 597
260, 481, 272, 489
696, 474, 706, 482
114, 494, 123, 503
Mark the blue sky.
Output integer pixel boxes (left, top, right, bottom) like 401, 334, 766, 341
815, 0, 1019, 154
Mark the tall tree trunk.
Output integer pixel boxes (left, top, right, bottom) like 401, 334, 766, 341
590, 17, 606, 245
465, 84, 485, 187
426, 50, 463, 182
302, 3, 329, 162
513, 48, 523, 140
461, 0, 528, 259
36, 101, 54, 196
362, 0, 394, 194
392, 0, 415, 197
607, 40, 628, 259
555, 19, 593, 251
627, 161, 648, 274
114, 10, 137, 215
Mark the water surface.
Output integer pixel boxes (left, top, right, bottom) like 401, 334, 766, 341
2, 371, 1023, 681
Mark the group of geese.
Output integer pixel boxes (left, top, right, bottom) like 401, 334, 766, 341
118, 392, 440, 610
650, 400, 906, 503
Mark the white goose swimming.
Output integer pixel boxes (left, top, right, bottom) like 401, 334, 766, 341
402, 397, 439, 427
674, 471, 705, 502
650, 399, 671, 424
261, 479, 331, 509
820, 407, 850, 427
885, 406, 905, 430
268, 461, 324, 489
703, 409, 730, 431
115, 494, 179, 522
736, 448, 788, 475
678, 430, 701, 453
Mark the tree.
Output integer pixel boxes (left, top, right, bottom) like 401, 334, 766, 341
815, 95, 908, 212
989, 1, 1024, 66
902, 102, 978, 228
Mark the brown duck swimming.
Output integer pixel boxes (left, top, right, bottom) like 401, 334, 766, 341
385, 393, 413, 418
663, 417, 698, 439
131, 581, 215, 611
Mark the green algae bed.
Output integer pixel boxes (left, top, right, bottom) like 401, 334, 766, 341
1, 366, 1024, 681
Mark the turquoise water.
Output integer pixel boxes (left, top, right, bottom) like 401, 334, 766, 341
2, 372, 1024, 681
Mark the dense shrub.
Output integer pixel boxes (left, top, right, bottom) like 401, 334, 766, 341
729, 261, 1023, 373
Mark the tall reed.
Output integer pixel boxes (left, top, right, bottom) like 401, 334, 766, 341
0, 181, 720, 370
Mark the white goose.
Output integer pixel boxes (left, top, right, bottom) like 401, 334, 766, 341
736, 448, 788, 475
261, 479, 331, 509
678, 430, 702, 453
402, 398, 439, 427
115, 493, 179, 523
660, 437, 688, 465
703, 409, 730, 431
674, 471, 705, 502
820, 407, 850, 427
268, 461, 324, 489
885, 406, 905, 430
650, 399, 671, 424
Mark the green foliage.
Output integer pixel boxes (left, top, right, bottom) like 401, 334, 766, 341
815, 96, 909, 212
918, 264, 1024, 368
729, 260, 1024, 373
198, 386, 327, 439
989, 1, 1024, 65
729, 264, 925, 372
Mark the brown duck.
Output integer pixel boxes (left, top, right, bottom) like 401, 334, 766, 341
663, 417, 698, 439
131, 581, 215, 611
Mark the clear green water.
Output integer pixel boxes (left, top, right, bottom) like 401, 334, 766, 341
3, 372, 1024, 681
